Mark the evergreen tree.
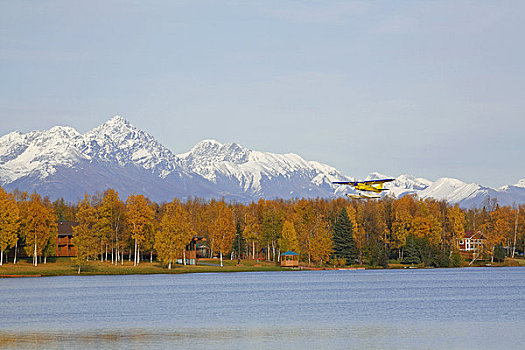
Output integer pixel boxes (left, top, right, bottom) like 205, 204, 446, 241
332, 208, 358, 264
231, 221, 246, 259
493, 244, 506, 262
403, 235, 421, 265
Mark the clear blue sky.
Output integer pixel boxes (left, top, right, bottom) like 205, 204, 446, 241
1, 1, 524, 187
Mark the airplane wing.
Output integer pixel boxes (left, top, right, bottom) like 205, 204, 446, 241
361, 178, 395, 185
332, 181, 357, 185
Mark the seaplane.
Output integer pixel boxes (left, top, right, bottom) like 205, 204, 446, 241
333, 178, 395, 199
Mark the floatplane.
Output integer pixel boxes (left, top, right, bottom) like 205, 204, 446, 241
333, 178, 395, 200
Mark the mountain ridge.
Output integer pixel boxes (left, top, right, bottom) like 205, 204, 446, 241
1, 116, 524, 207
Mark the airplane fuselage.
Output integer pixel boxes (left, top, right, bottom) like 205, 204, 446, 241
354, 183, 387, 193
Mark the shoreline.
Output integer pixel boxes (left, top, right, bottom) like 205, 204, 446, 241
1, 257, 523, 278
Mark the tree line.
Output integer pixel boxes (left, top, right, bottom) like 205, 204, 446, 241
0, 185, 524, 271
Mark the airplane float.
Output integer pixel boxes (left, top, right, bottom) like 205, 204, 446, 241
345, 193, 381, 200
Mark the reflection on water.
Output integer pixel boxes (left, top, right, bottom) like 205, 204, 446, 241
1, 323, 522, 349
1, 268, 524, 349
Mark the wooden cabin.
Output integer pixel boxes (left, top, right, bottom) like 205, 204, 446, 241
178, 236, 208, 265
56, 221, 78, 257
280, 250, 299, 267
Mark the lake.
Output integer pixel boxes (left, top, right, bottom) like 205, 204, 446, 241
1, 267, 524, 349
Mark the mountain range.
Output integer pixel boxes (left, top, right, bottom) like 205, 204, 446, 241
1, 116, 524, 208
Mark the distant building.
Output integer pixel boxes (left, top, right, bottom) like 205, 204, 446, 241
280, 251, 299, 267
56, 221, 77, 257
178, 236, 208, 265
457, 231, 484, 256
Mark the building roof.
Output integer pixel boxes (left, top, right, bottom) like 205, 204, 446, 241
57, 221, 78, 236
463, 231, 484, 239
281, 250, 299, 256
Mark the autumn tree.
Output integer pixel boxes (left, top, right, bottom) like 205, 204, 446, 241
309, 215, 333, 265
391, 195, 417, 259
279, 220, 299, 253
360, 200, 388, 266
209, 201, 236, 266
0, 187, 20, 266
260, 201, 283, 261
22, 193, 57, 266
98, 189, 125, 264
243, 204, 261, 260
482, 205, 513, 262
13, 191, 29, 264
445, 204, 466, 251
155, 199, 195, 269
293, 199, 317, 264
126, 194, 155, 266
73, 195, 100, 273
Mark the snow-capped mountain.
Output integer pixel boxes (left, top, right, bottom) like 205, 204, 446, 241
0, 116, 216, 202
0, 116, 523, 208
0, 116, 350, 202
178, 139, 348, 199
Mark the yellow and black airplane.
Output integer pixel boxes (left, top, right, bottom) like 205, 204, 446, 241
333, 178, 395, 193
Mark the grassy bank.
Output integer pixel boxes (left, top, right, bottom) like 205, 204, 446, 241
0, 258, 283, 277
2, 257, 524, 277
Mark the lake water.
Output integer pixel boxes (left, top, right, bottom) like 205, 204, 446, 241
1, 267, 524, 349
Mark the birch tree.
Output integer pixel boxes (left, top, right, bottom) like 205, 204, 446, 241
126, 194, 155, 266
22, 193, 57, 266
210, 201, 235, 267
243, 207, 261, 260
155, 199, 195, 269
73, 195, 100, 273
0, 187, 20, 266
279, 220, 299, 253
98, 189, 125, 264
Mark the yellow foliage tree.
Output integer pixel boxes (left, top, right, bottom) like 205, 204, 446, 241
155, 199, 195, 269
0, 187, 20, 266
391, 195, 416, 259
22, 193, 57, 266
293, 199, 317, 264
309, 215, 333, 265
97, 189, 125, 265
126, 194, 155, 266
279, 220, 299, 253
243, 207, 261, 260
446, 204, 466, 250
483, 206, 513, 262
210, 201, 236, 266
73, 195, 100, 273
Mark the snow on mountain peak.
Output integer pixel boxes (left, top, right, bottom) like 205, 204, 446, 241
182, 139, 251, 165
1, 117, 524, 206
515, 179, 525, 188
83, 117, 178, 176
419, 177, 480, 203
366, 171, 393, 181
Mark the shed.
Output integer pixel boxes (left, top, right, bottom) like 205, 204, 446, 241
280, 251, 299, 267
